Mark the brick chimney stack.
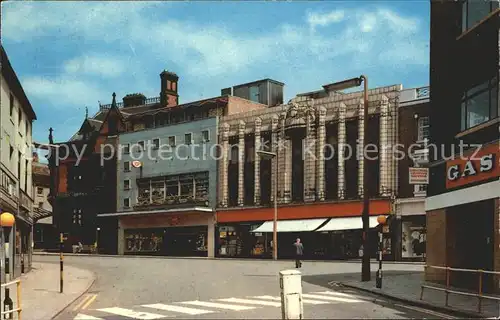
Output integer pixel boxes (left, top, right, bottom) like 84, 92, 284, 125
160, 70, 179, 107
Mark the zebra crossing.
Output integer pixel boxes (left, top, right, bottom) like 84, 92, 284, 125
74, 290, 366, 319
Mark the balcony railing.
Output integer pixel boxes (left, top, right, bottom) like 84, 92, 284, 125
99, 96, 160, 111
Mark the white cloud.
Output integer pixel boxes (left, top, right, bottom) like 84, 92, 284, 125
306, 10, 345, 30
63, 54, 127, 77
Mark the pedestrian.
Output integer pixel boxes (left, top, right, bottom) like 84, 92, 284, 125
293, 238, 304, 268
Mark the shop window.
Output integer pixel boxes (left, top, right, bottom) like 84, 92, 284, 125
401, 219, 426, 259
461, 77, 498, 131
137, 180, 150, 206
125, 229, 163, 253
461, 0, 498, 32
151, 180, 165, 205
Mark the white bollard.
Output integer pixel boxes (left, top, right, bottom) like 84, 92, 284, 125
280, 269, 304, 320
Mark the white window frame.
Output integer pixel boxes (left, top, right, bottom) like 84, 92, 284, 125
152, 138, 160, 150
168, 136, 176, 147
124, 161, 131, 172
201, 130, 210, 143
417, 116, 430, 141
124, 179, 131, 190
124, 198, 130, 208
185, 132, 193, 145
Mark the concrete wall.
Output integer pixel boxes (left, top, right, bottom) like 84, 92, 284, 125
117, 117, 218, 212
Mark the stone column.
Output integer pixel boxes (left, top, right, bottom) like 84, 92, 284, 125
316, 106, 326, 201
117, 218, 125, 255
271, 115, 278, 204
379, 95, 390, 197
303, 107, 316, 202
357, 99, 365, 198
207, 214, 215, 258
283, 138, 292, 203
254, 118, 262, 206
337, 103, 347, 200
220, 123, 230, 207
238, 120, 245, 206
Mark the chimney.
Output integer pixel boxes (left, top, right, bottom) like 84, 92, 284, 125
160, 70, 179, 108
123, 93, 146, 108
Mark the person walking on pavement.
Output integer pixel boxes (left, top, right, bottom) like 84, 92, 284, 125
293, 238, 304, 268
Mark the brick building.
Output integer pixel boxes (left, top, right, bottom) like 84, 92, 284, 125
425, 0, 500, 292
215, 81, 400, 259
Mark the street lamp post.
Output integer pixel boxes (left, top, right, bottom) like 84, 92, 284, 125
322, 75, 370, 282
376, 215, 387, 288
257, 150, 278, 260
0, 212, 15, 317
96, 227, 101, 254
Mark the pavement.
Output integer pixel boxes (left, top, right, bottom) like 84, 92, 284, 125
5, 262, 95, 320
28, 254, 466, 319
325, 270, 500, 318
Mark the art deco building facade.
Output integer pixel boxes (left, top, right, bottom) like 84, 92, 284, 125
216, 83, 400, 259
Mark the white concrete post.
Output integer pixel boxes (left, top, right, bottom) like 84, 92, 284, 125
280, 269, 303, 320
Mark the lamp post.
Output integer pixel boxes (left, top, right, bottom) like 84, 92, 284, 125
376, 215, 387, 289
0, 212, 15, 317
96, 227, 100, 254
321, 75, 370, 281
257, 150, 278, 260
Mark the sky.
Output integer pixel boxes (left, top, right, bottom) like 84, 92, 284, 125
1, 1, 430, 144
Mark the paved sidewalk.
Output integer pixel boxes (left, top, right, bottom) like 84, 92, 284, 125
340, 271, 500, 318
3, 262, 95, 320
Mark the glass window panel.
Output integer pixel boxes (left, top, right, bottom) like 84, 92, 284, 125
151, 180, 165, 204
467, 0, 492, 29
467, 90, 490, 128
490, 80, 498, 118
137, 180, 150, 205
166, 176, 179, 197
461, 101, 467, 131
462, 0, 468, 32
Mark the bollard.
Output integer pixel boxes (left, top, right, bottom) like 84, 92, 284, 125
279, 269, 303, 320
3, 288, 13, 319
59, 233, 64, 293
376, 231, 383, 289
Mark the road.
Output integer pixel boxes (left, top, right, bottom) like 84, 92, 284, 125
33, 255, 457, 319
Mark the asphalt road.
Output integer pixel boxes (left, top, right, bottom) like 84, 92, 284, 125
33, 256, 458, 319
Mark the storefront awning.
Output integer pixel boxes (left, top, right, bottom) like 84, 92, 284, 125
250, 218, 327, 233
316, 216, 383, 232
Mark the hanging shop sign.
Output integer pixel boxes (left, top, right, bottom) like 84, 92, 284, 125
131, 161, 142, 168
446, 143, 499, 189
409, 167, 429, 185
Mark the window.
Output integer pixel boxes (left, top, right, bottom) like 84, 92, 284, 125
417, 116, 430, 141
184, 133, 192, 145
137, 141, 145, 150
168, 136, 176, 147
37, 187, 44, 195
201, 130, 210, 142
461, 77, 498, 130
9, 93, 14, 117
124, 198, 130, 208
18, 109, 22, 126
462, 0, 498, 32
124, 161, 131, 172
25, 120, 29, 137
124, 180, 130, 190
9, 146, 14, 160
249, 85, 260, 103
38, 202, 44, 209
137, 180, 150, 205
152, 138, 160, 149
123, 144, 130, 154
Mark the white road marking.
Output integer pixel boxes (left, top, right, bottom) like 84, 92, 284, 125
395, 303, 457, 319
74, 314, 104, 320
218, 297, 282, 307
96, 307, 167, 319
252, 295, 330, 305
302, 293, 362, 303
181, 300, 256, 311
142, 303, 214, 315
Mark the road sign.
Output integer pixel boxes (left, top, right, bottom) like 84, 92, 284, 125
409, 167, 429, 185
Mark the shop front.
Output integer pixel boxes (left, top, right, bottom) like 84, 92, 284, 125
216, 199, 391, 260
395, 198, 427, 261
425, 142, 500, 292
99, 208, 215, 258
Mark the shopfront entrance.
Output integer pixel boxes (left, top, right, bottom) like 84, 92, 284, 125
448, 199, 494, 292
163, 226, 208, 257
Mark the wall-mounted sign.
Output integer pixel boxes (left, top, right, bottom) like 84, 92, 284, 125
409, 167, 429, 185
446, 143, 499, 189
131, 161, 142, 168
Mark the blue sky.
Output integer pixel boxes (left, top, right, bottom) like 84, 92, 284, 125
2, 1, 430, 144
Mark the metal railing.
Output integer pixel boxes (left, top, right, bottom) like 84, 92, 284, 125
1, 279, 22, 319
421, 265, 500, 314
